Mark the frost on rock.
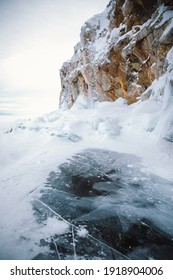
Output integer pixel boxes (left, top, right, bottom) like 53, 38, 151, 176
59, 0, 173, 109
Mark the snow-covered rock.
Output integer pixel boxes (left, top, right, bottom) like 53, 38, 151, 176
59, 0, 173, 109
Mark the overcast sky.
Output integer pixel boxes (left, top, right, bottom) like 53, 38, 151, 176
0, 0, 109, 117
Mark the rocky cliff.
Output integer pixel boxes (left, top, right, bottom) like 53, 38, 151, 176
59, 0, 173, 109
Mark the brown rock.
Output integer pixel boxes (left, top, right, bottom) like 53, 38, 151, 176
59, 0, 173, 109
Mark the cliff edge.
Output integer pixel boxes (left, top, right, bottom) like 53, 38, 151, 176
59, 0, 173, 109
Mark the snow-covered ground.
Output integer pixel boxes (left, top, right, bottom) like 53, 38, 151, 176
0, 72, 173, 259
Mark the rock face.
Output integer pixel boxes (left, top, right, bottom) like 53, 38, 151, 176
59, 0, 173, 109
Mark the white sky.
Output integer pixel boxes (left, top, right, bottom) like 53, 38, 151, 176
0, 0, 109, 116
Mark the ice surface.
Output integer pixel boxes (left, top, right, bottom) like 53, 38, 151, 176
0, 88, 173, 259
32, 149, 173, 260
0, 5, 173, 260
1, 83, 173, 258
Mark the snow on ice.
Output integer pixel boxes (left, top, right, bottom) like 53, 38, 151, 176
1, 68, 173, 258
0, 4, 173, 260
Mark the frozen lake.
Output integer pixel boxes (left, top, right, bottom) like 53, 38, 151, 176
32, 149, 173, 260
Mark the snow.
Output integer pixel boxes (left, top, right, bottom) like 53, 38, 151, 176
80, 2, 117, 63
1, 65, 173, 257
0, 3, 173, 260
155, 8, 173, 29
76, 226, 88, 238
160, 18, 173, 43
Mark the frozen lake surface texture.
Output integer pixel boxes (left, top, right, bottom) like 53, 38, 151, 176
32, 149, 173, 260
